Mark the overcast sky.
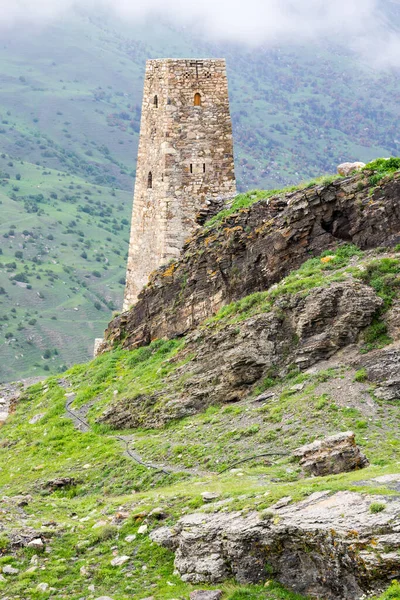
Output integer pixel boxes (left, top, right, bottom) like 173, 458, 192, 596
0, 0, 399, 67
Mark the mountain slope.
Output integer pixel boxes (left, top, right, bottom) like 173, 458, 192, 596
0, 155, 131, 381
1, 11, 400, 380
0, 241, 399, 598
0, 11, 399, 193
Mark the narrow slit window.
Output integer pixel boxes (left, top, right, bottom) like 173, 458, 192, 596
154, 95, 158, 108
190, 164, 193, 174
147, 171, 153, 189
194, 92, 201, 106
203, 163, 206, 173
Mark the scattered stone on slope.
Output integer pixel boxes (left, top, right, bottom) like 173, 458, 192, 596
190, 591, 223, 600
293, 431, 369, 476
110, 555, 130, 566
44, 477, 76, 491
2, 565, 19, 575
151, 487, 400, 600
0, 377, 45, 423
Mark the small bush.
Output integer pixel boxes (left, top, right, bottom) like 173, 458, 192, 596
354, 368, 367, 383
370, 502, 386, 513
362, 319, 392, 352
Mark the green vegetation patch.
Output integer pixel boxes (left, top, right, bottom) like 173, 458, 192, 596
206, 244, 363, 327
364, 157, 400, 186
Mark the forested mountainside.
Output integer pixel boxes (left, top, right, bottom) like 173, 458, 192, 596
0, 11, 399, 193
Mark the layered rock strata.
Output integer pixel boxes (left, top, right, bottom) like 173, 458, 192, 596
151, 488, 400, 599
100, 280, 382, 429
101, 171, 400, 354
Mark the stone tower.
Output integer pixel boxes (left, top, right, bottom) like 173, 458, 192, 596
123, 58, 236, 311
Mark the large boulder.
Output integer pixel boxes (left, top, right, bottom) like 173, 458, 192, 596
337, 162, 366, 176
293, 431, 369, 476
151, 488, 400, 599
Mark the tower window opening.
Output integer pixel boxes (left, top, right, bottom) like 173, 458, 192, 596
147, 171, 153, 189
161, 173, 164, 182
194, 93, 201, 106
154, 95, 158, 108
190, 163, 193, 174
203, 163, 206, 173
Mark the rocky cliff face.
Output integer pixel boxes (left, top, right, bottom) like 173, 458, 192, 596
100, 278, 387, 429
101, 170, 400, 353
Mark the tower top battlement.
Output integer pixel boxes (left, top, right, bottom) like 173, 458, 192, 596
123, 58, 236, 311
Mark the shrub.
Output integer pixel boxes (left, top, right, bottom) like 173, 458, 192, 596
370, 502, 386, 513
354, 368, 367, 383
11, 272, 29, 283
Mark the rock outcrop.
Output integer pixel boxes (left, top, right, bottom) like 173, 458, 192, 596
0, 378, 43, 423
337, 162, 366, 176
100, 170, 400, 354
151, 488, 400, 599
357, 344, 400, 401
100, 281, 382, 429
293, 431, 369, 476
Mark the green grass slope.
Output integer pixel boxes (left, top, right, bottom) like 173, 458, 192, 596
0, 153, 131, 381
0, 247, 400, 599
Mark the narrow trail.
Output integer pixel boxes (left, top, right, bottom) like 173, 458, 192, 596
62, 381, 288, 478
63, 390, 206, 477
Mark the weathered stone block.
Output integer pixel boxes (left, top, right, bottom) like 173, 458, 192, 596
293, 431, 369, 476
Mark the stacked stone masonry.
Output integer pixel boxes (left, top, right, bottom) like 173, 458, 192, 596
123, 58, 236, 310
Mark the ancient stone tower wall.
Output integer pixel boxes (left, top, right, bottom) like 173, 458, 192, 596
123, 58, 236, 310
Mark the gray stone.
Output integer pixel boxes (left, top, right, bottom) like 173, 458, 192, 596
337, 161, 365, 176
201, 492, 220, 503
293, 431, 369, 476
190, 591, 223, 600
375, 379, 400, 401
152, 488, 400, 599
110, 555, 129, 566
2, 565, 19, 575
27, 538, 44, 549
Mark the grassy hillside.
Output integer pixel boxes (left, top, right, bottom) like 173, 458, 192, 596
0, 154, 130, 381
0, 248, 399, 599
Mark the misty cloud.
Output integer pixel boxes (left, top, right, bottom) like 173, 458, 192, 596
0, 0, 399, 67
